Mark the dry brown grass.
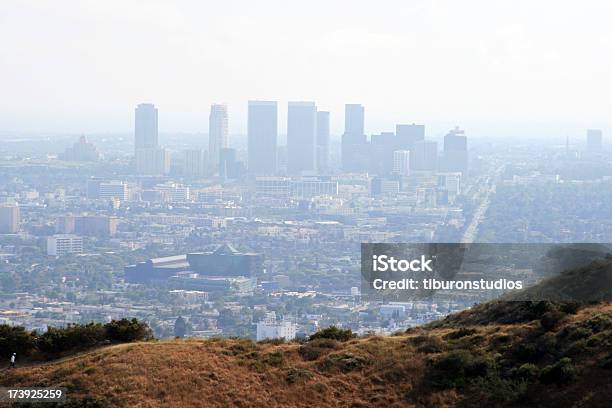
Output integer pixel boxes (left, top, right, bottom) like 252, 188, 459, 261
1, 303, 611, 407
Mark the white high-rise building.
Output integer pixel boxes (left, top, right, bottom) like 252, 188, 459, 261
134, 103, 158, 152
393, 150, 410, 176
287, 102, 317, 175
248, 101, 278, 175
208, 104, 229, 174
99, 181, 128, 201
47, 234, 83, 256
256, 313, 296, 341
0, 204, 20, 233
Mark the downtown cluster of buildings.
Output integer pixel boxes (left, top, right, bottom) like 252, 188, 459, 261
130, 101, 469, 180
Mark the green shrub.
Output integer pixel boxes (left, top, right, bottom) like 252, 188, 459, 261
540, 357, 576, 385
298, 338, 339, 361
516, 363, 539, 380
104, 318, 152, 342
598, 352, 612, 369
38, 323, 106, 354
431, 350, 490, 388
584, 313, 612, 333
309, 326, 355, 342
286, 367, 314, 384
540, 311, 567, 331
0, 324, 37, 357
320, 352, 370, 372
444, 327, 478, 340
559, 302, 581, 315
409, 335, 446, 353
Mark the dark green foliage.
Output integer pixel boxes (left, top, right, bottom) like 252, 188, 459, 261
320, 352, 370, 372
105, 318, 152, 342
431, 350, 491, 388
298, 338, 339, 361
516, 363, 539, 380
38, 323, 106, 354
540, 311, 567, 331
599, 352, 612, 369
559, 302, 581, 315
583, 312, 612, 333
286, 367, 313, 384
309, 326, 355, 342
444, 327, 478, 340
0, 319, 152, 360
0, 324, 37, 357
540, 358, 576, 385
408, 335, 447, 353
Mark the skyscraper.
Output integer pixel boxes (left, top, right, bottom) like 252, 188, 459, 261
342, 104, 368, 172
208, 104, 229, 174
248, 101, 278, 175
412, 140, 438, 171
0, 204, 20, 233
316, 111, 330, 173
135, 147, 171, 175
393, 150, 410, 176
134, 103, 158, 152
287, 102, 317, 175
183, 149, 207, 177
442, 127, 468, 174
395, 124, 425, 149
587, 129, 603, 152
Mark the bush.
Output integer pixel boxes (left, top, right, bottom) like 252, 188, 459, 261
559, 302, 581, 315
320, 352, 370, 372
286, 367, 314, 384
540, 311, 567, 331
409, 335, 447, 353
105, 318, 152, 342
431, 350, 490, 388
584, 313, 612, 333
599, 352, 612, 369
298, 338, 339, 361
445, 327, 478, 340
309, 326, 355, 342
38, 323, 106, 354
540, 358, 576, 385
0, 324, 37, 357
516, 363, 539, 380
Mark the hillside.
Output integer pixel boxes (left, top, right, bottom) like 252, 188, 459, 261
2, 302, 612, 407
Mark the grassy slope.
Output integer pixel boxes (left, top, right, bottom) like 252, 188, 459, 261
2, 303, 612, 408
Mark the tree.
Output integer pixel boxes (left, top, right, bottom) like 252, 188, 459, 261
174, 316, 187, 338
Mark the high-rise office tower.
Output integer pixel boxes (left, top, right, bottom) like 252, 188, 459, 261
395, 124, 425, 149
134, 103, 158, 152
248, 101, 278, 175
345, 104, 364, 135
287, 102, 317, 174
135, 147, 171, 175
208, 104, 229, 174
442, 127, 468, 174
316, 111, 330, 173
342, 104, 368, 172
370, 132, 396, 175
183, 149, 207, 177
393, 150, 410, 176
0, 204, 20, 233
412, 140, 438, 171
586, 129, 603, 152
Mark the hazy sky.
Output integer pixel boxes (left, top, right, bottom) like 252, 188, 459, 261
2, 0, 612, 137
